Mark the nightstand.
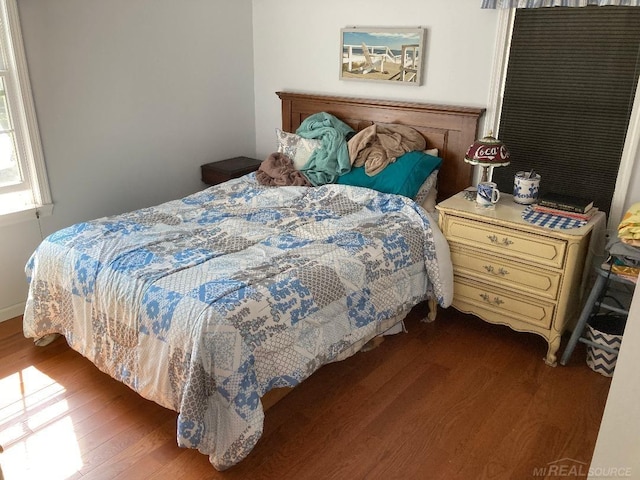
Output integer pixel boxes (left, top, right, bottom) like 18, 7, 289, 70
201, 156, 262, 185
436, 191, 606, 366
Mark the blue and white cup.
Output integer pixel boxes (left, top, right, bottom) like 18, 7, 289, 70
513, 171, 541, 205
476, 181, 500, 207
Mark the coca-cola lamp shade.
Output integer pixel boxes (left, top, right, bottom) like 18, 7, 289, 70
464, 133, 511, 183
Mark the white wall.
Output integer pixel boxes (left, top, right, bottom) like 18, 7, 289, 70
252, 0, 498, 160
589, 285, 640, 479
0, 0, 256, 320
626, 149, 640, 214
625, 84, 640, 210
0, 220, 43, 319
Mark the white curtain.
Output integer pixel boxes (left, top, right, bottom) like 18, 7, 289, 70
482, 0, 640, 7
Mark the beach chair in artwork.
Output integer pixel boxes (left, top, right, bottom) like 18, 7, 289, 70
359, 43, 384, 74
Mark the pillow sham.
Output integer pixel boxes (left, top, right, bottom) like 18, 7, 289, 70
414, 148, 440, 211
416, 170, 439, 212
337, 150, 442, 199
275, 128, 321, 170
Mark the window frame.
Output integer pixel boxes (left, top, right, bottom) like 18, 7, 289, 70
0, 0, 52, 226
486, 7, 639, 229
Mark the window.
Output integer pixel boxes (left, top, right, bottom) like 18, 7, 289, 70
0, 0, 51, 223
486, 6, 640, 227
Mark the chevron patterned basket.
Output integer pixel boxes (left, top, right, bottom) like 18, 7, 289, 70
585, 316, 625, 377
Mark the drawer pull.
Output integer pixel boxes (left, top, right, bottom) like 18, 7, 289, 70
480, 293, 505, 306
483, 265, 509, 276
487, 234, 514, 247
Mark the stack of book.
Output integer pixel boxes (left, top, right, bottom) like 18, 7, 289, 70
532, 192, 597, 221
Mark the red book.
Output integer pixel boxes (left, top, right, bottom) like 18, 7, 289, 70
532, 204, 598, 221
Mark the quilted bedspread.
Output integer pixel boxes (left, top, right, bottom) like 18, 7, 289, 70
23, 174, 452, 470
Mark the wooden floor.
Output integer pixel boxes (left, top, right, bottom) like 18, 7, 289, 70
0, 304, 611, 480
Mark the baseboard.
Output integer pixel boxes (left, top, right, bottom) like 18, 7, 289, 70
0, 301, 25, 322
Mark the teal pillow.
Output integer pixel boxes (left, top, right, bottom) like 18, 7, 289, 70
337, 150, 442, 199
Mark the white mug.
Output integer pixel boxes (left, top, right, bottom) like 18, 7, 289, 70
513, 171, 541, 205
476, 181, 500, 207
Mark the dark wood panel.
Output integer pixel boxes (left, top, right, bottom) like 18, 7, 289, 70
201, 156, 261, 185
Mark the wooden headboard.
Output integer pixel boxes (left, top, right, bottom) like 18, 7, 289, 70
277, 91, 485, 202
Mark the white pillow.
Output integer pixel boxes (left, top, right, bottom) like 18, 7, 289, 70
415, 170, 439, 212
425, 148, 439, 156
275, 128, 322, 170
414, 148, 440, 212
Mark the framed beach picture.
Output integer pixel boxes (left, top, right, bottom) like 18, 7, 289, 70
340, 27, 426, 85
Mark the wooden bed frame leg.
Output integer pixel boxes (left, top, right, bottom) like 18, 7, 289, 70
426, 298, 437, 322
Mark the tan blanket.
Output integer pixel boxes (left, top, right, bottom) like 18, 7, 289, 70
256, 152, 312, 187
348, 123, 427, 176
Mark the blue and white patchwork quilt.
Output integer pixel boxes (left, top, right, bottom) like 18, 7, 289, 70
23, 174, 452, 470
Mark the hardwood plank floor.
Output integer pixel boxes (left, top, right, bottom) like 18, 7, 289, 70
0, 303, 611, 479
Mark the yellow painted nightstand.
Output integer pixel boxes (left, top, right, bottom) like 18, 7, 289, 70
436, 191, 606, 366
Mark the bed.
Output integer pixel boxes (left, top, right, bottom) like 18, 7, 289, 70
22, 92, 484, 470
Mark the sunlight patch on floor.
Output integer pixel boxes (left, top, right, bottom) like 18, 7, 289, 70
0, 367, 83, 480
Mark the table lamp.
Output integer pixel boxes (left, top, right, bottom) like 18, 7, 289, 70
464, 132, 511, 183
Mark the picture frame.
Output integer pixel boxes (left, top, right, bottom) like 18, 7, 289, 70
340, 27, 426, 85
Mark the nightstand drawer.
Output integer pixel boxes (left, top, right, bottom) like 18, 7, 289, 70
450, 245, 562, 300
443, 216, 567, 269
453, 277, 555, 330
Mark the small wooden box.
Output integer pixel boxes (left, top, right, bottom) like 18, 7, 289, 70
200, 156, 261, 185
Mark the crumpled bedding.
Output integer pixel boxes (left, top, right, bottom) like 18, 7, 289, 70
256, 152, 312, 186
348, 123, 427, 176
296, 112, 354, 186
22, 173, 453, 471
